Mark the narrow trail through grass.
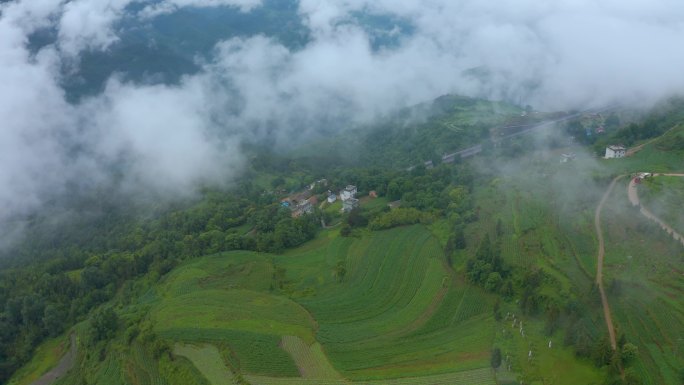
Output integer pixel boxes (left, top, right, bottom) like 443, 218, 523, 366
594, 175, 624, 351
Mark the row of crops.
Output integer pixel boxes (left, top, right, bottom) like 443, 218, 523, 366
159, 328, 299, 376
245, 367, 495, 385
287, 226, 495, 378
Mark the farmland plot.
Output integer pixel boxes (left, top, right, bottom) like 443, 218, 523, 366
173, 344, 233, 385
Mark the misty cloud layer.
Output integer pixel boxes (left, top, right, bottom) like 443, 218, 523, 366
2, 0, 684, 234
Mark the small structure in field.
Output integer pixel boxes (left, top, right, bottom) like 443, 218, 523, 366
369, 190, 378, 198
560, 153, 576, 163
343, 198, 359, 212
604, 145, 626, 159
633, 172, 652, 184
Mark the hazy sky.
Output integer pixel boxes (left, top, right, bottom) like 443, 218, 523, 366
1, 0, 684, 231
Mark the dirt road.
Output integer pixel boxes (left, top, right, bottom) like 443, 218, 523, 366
628, 173, 684, 247
595, 175, 624, 351
30, 334, 77, 385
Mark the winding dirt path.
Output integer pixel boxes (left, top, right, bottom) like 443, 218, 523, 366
29, 334, 77, 385
627, 173, 684, 247
595, 175, 624, 351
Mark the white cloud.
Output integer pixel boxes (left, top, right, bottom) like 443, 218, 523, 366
57, 0, 264, 56
297, 0, 684, 108
139, 0, 263, 19
81, 77, 244, 195
58, 0, 133, 57
2, 0, 684, 241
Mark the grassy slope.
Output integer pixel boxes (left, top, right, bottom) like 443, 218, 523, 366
7, 334, 69, 385
466, 153, 608, 385
608, 125, 684, 384
469, 128, 683, 383
601, 179, 684, 385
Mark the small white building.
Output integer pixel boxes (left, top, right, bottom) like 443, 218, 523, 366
340, 185, 357, 201
327, 194, 337, 204
343, 197, 359, 212
605, 145, 626, 159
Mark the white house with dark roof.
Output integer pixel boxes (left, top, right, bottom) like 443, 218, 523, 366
605, 145, 626, 159
340, 185, 357, 201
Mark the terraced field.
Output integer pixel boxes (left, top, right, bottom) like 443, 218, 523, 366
124, 343, 169, 385
296, 226, 494, 379
143, 225, 497, 382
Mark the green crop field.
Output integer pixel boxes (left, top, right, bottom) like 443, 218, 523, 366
115, 225, 508, 382
125, 343, 169, 385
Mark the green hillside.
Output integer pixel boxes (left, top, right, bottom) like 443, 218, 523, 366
5, 99, 684, 385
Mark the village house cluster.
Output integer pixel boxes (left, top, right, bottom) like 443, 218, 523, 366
280, 179, 327, 218
280, 180, 363, 218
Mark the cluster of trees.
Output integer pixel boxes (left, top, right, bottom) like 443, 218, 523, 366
465, 233, 512, 296
368, 208, 430, 230
247, 204, 320, 253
